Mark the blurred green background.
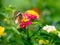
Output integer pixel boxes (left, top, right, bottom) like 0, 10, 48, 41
0, 0, 60, 45
1, 0, 60, 25
0, 0, 60, 29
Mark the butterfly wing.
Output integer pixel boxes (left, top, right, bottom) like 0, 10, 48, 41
14, 11, 22, 24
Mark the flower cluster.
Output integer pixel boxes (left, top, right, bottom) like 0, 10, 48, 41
42, 25, 60, 38
23, 10, 39, 20
0, 26, 6, 37
42, 25, 56, 33
19, 9, 39, 29
39, 39, 49, 44
20, 21, 32, 29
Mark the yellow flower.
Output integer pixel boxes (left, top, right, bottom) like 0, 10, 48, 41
45, 40, 49, 44
26, 10, 39, 18
39, 39, 49, 44
21, 16, 29, 22
0, 26, 6, 37
4, 18, 7, 22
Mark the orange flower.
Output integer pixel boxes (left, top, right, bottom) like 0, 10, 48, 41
21, 16, 30, 22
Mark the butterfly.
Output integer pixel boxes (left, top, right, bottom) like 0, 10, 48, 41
14, 11, 23, 24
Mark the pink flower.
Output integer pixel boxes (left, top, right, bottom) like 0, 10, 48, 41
20, 21, 32, 29
23, 10, 39, 20
19, 9, 39, 29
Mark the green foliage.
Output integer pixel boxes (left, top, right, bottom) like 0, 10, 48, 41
0, 0, 60, 45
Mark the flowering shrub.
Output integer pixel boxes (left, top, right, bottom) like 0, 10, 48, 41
0, 0, 60, 45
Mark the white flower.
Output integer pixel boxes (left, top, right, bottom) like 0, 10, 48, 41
58, 32, 60, 38
42, 25, 56, 33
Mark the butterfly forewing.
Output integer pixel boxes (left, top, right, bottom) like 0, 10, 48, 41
14, 11, 23, 24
